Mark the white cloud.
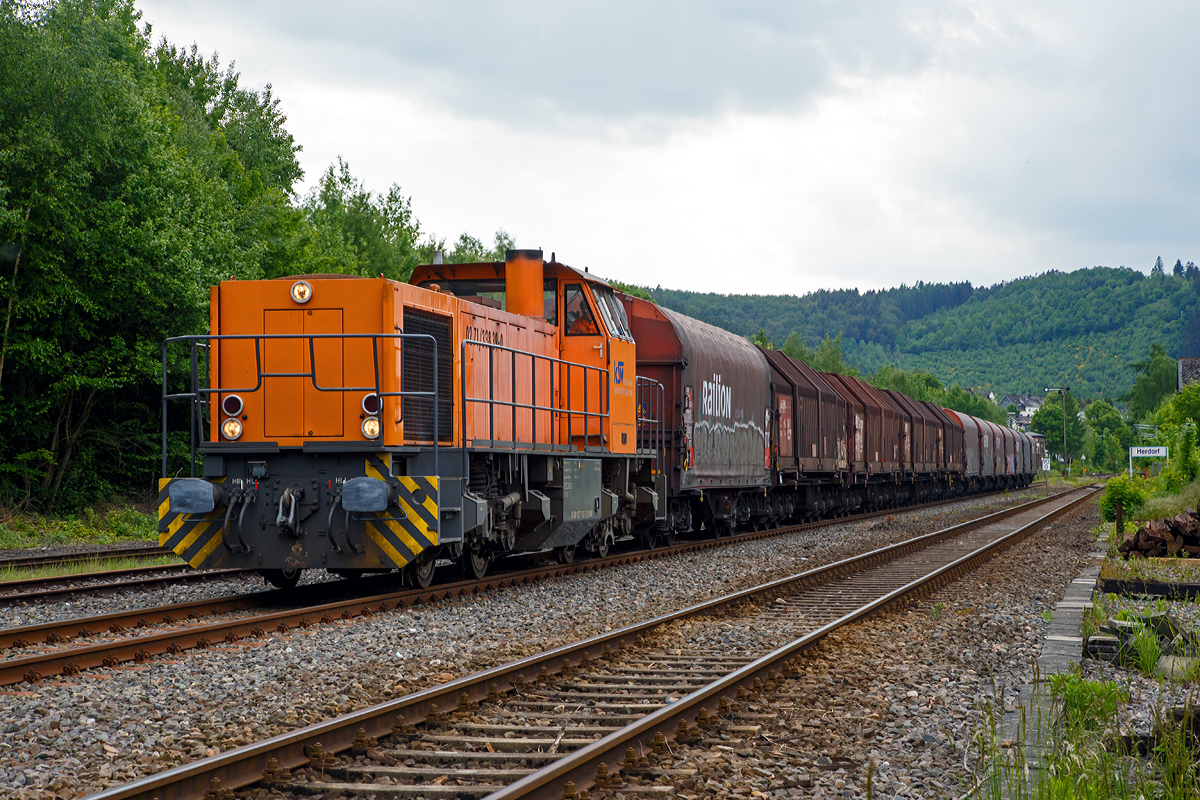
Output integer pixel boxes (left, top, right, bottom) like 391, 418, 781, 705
137, 1, 1200, 294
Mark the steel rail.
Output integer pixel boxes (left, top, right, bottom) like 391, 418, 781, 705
81, 485, 1094, 800
0, 487, 1043, 682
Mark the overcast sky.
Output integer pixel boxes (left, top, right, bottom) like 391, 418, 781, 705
138, 1, 1200, 295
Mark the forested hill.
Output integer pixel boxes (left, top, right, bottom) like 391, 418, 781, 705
648, 266, 1200, 400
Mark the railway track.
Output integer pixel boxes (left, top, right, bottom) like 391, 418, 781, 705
85, 484, 1097, 800
0, 489, 1044, 686
0, 563, 252, 605
0, 543, 173, 571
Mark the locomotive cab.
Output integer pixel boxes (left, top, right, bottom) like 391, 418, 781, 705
410, 252, 638, 455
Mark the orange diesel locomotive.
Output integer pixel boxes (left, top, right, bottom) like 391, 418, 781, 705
159, 251, 666, 588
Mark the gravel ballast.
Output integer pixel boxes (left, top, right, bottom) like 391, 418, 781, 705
0, 489, 1069, 798
630, 498, 1101, 798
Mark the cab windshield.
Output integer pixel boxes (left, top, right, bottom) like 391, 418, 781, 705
592, 286, 633, 341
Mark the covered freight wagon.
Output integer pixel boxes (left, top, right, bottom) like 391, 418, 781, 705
822, 373, 902, 475
760, 349, 847, 475
946, 410, 983, 482
626, 299, 771, 532
885, 390, 939, 474
922, 402, 962, 474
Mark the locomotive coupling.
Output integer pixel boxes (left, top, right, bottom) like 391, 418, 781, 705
168, 478, 225, 515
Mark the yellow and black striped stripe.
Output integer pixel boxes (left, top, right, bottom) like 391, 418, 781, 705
362, 455, 439, 569
156, 478, 227, 568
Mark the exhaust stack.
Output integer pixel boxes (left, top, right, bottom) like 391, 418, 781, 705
505, 249, 544, 319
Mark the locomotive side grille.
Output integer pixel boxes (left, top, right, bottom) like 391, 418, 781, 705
402, 308, 453, 442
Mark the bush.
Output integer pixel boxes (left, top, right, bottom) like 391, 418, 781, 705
1100, 474, 1148, 529
1181, 424, 1199, 484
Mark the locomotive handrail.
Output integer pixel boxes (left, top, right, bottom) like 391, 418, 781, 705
636, 375, 665, 477
161, 333, 440, 479
459, 339, 617, 488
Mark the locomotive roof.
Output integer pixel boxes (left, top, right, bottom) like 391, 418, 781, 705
411, 258, 614, 288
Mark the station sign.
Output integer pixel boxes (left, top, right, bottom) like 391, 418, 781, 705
1130, 446, 1169, 458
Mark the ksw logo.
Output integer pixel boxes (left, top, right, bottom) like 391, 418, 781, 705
615, 361, 624, 384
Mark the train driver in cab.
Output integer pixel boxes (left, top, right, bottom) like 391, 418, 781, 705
564, 284, 599, 335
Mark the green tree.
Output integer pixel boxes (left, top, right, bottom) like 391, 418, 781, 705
609, 281, 652, 301
1122, 343, 1176, 421
1157, 382, 1200, 427
1152, 256, 1165, 276
1180, 424, 1198, 484
1031, 391, 1088, 462
870, 365, 948, 404
1083, 399, 1131, 444
0, 0, 304, 508
1101, 431, 1121, 472
1083, 399, 1132, 470
781, 332, 812, 363
426, 229, 516, 265
1099, 474, 1147, 531
749, 328, 774, 349
792, 333, 858, 376
295, 158, 423, 280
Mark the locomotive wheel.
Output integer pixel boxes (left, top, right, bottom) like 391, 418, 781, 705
463, 549, 489, 580
594, 537, 610, 558
663, 528, 677, 547
555, 545, 577, 564
412, 555, 437, 589
261, 567, 302, 590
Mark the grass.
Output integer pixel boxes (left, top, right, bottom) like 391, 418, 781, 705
1132, 624, 1164, 675
1050, 668, 1126, 731
0, 503, 158, 550
1140, 478, 1200, 524
971, 662, 1200, 799
0, 554, 180, 585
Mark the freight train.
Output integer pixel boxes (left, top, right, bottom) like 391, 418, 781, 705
158, 250, 1044, 588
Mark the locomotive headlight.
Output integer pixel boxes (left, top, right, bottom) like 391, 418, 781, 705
221, 417, 243, 440
361, 416, 381, 439
290, 280, 313, 304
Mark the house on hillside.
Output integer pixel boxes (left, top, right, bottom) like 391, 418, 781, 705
1179, 357, 1200, 391
1000, 394, 1043, 430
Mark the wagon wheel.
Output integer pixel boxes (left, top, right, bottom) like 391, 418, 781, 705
641, 527, 659, 550
463, 548, 489, 580
261, 567, 302, 590
412, 554, 437, 589
555, 545, 577, 564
